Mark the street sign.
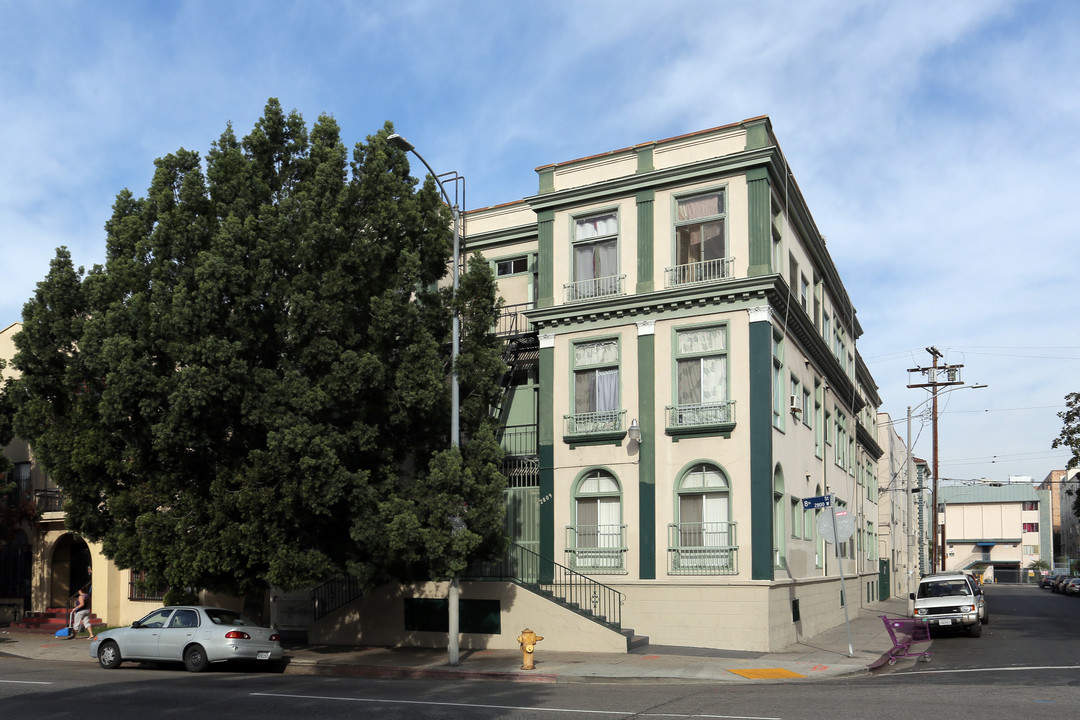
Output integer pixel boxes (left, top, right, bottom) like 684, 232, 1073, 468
817, 508, 855, 543
801, 495, 831, 510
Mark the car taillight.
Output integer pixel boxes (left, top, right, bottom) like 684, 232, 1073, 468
269, 633, 280, 642
225, 630, 251, 639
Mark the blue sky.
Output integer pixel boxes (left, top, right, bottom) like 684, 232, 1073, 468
2, 0, 1077, 483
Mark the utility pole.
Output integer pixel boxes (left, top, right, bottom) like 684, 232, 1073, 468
907, 347, 964, 573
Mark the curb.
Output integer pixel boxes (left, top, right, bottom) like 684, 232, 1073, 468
283, 660, 558, 683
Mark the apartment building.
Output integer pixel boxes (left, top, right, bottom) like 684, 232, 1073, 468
454, 117, 884, 651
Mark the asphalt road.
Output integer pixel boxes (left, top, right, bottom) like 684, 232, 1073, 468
2, 584, 1077, 720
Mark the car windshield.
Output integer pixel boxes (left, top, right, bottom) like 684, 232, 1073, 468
917, 580, 972, 598
204, 609, 252, 626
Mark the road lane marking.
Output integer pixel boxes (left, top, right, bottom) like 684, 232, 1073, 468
888, 665, 1080, 675
0, 680, 52, 685
251, 691, 781, 719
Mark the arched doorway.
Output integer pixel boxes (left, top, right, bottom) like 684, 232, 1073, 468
49, 534, 91, 608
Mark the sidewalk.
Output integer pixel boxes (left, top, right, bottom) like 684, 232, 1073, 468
0, 597, 922, 684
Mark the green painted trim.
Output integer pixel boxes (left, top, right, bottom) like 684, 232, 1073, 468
564, 431, 627, 448
538, 168, 555, 194
537, 210, 554, 308
667, 423, 736, 441
526, 147, 775, 213
749, 318, 774, 581
637, 331, 655, 579
744, 119, 770, 150
539, 344, 555, 580
636, 190, 655, 293
746, 170, 772, 278
636, 145, 654, 173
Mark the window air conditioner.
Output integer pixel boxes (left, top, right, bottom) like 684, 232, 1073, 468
789, 395, 802, 414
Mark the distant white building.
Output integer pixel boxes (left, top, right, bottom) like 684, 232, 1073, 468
938, 484, 1047, 583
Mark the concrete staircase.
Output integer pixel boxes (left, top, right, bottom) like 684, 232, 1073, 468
8, 607, 104, 635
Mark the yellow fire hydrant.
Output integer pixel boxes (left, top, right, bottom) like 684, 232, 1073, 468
517, 628, 544, 670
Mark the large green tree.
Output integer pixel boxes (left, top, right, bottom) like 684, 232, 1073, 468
1053, 392, 1080, 518
11, 99, 506, 595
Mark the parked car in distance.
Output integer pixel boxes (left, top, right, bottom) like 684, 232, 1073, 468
1039, 574, 1060, 589
1052, 575, 1075, 593
90, 606, 282, 672
910, 571, 986, 637
1064, 578, 1080, 596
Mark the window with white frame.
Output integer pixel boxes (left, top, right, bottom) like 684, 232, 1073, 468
570, 470, 624, 570
570, 339, 620, 433
672, 191, 728, 285
674, 326, 729, 425
496, 256, 528, 276
790, 497, 802, 539
570, 212, 620, 300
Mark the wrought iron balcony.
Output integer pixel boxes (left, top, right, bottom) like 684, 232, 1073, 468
563, 274, 625, 303
35, 488, 64, 514
665, 401, 735, 428
565, 524, 627, 573
664, 257, 735, 288
564, 409, 625, 436
667, 521, 738, 575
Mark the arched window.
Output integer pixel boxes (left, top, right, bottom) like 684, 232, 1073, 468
569, 470, 625, 571
671, 463, 734, 574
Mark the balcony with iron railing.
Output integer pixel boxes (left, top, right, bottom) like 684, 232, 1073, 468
565, 410, 626, 440
665, 401, 736, 440
495, 302, 536, 338
498, 424, 538, 457
565, 524, 628, 574
667, 521, 738, 575
563, 274, 625, 304
35, 488, 64, 515
664, 257, 735, 288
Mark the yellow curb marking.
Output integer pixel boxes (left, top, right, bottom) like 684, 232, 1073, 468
727, 667, 806, 679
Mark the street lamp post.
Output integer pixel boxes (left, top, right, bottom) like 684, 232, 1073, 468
386, 133, 465, 666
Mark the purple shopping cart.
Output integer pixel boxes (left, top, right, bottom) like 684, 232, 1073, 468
879, 615, 932, 665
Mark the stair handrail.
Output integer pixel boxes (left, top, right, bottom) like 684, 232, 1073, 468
467, 542, 623, 631
311, 575, 364, 622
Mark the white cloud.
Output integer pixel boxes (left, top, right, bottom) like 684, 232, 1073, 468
0, 0, 1075, 479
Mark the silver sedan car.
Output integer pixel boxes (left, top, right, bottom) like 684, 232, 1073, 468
90, 606, 283, 672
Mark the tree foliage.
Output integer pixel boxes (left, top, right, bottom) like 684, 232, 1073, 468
11, 99, 507, 595
1053, 392, 1080, 519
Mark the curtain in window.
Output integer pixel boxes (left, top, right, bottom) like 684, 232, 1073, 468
596, 368, 618, 412
677, 193, 723, 221
593, 239, 617, 279
677, 359, 700, 405
576, 213, 618, 240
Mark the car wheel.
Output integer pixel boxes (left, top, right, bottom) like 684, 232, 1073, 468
98, 640, 122, 669
183, 644, 209, 673
969, 621, 982, 637
982, 610, 989, 625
